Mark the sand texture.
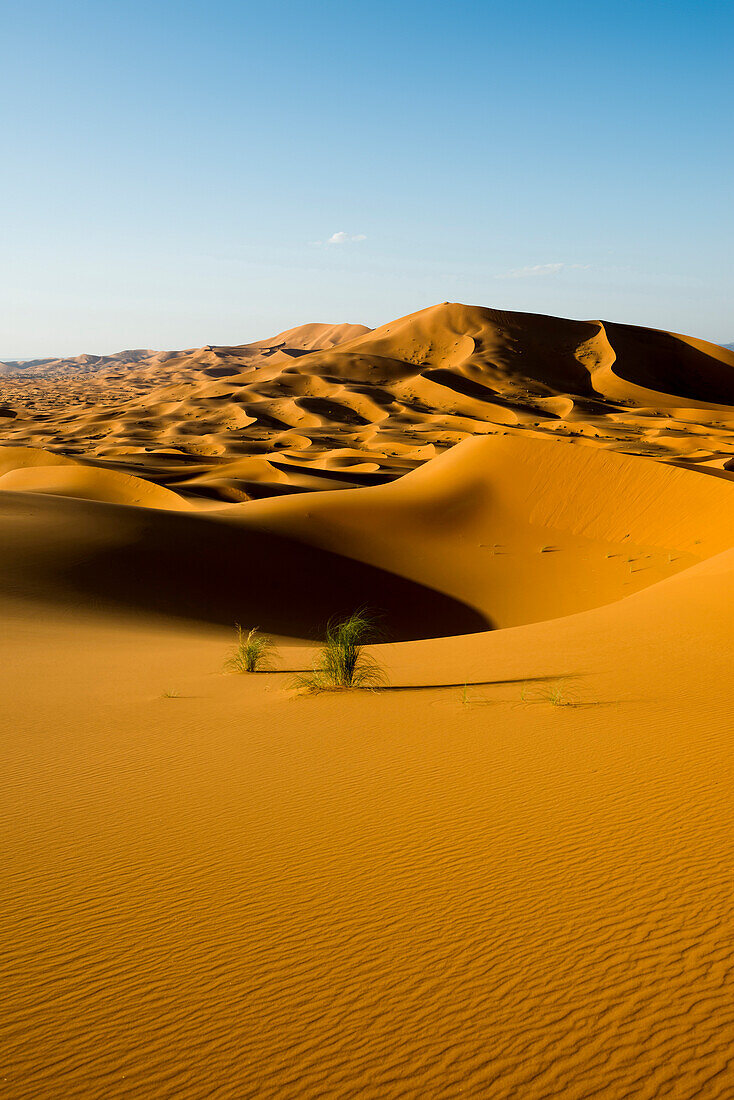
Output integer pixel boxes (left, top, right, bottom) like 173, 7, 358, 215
1, 303, 734, 1098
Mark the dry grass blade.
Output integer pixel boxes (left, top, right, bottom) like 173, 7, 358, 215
224, 625, 279, 673
520, 678, 578, 707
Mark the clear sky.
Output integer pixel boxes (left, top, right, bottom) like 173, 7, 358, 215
2, 0, 732, 356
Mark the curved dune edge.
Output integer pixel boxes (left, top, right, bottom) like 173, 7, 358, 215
0, 460, 191, 510
220, 433, 734, 631
0, 488, 487, 641
363, 541, 734, 687
0, 444, 79, 475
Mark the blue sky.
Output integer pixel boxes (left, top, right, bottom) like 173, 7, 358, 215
2, 0, 732, 356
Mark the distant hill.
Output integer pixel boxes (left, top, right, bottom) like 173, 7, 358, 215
0, 349, 166, 378
0, 323, 371, 379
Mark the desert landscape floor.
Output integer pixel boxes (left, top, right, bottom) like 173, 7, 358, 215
2, 553, 733, 1098
2, 303, 734, 1097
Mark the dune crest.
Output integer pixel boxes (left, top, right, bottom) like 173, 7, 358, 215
0, 461, 189, 509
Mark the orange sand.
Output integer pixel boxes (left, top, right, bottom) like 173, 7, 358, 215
1, 303, 733, 1097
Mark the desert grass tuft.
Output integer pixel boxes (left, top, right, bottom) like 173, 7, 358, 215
545, 680, 576, 707
521, 678, 578, 707
162, 688, 180, 698
293, 610, 387, 693
225, 625, 278, 673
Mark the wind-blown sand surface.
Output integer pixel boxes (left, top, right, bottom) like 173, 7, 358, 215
1, 303, 734, 1097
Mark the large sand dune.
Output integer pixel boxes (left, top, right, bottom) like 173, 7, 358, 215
2, 303, 734, 1097
2, 304, 733, 500
2, 435, 730, 638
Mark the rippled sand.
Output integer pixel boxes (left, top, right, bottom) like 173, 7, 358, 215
2, 565, 733, 1097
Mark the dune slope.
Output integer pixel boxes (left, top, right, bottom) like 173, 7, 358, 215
225, 433, 734, 628
2, 434, 731, 637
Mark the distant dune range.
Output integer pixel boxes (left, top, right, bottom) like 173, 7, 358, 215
2, 305, 734, 1097
2, 304, 734, 505
1, 302, 733, 639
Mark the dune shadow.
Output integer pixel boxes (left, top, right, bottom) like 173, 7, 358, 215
375, 674, 571, 692
6, 495, 490, 642
268, 459, 392, 487
297, 397, 372, 427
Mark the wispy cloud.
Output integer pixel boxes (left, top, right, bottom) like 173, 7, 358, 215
327, 231, 367, 245
310, 231, 368, 247
496, 262, 589, 280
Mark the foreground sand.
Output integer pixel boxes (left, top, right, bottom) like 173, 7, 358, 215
2, 303, 734, 1097
2, 551, 733, 1097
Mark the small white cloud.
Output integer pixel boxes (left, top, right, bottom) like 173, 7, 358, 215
496, 262, 590, 280
327, 231, 367, 245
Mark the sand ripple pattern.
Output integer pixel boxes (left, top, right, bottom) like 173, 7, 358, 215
1, 655, 734, 1098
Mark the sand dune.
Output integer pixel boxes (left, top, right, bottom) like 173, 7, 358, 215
0, 456, 189, 509
0, 348, 158, 376
2, 303, 734, 1097
2, 435, 730, 637
2, 304, 733, 501
223, 433, 734, 629
0, 488, 485, 639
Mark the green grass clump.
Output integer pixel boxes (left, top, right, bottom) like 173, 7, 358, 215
225, 625, 278, 673
294, 610, 387, 693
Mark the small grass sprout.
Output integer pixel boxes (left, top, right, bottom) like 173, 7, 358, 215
294, 610, 387, 693
545, 681, 576, 707
225, 625, 278, 673
521, 678, 578, 707
162, 688, 180, 699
